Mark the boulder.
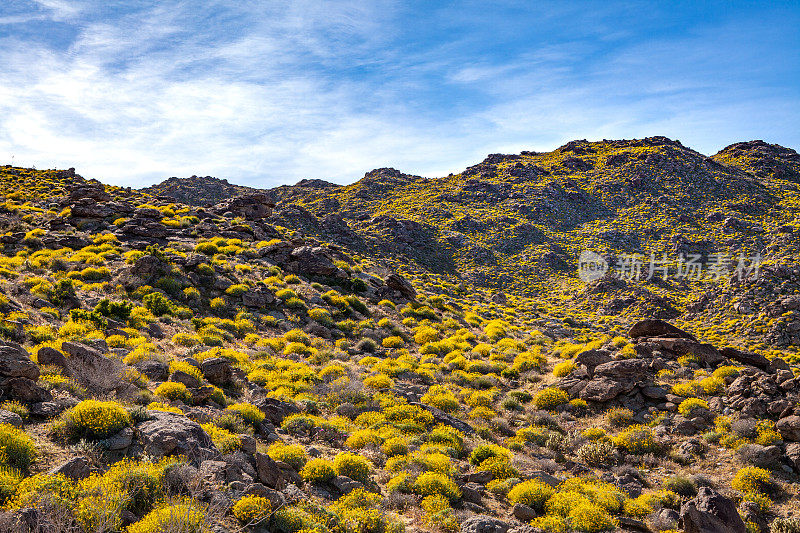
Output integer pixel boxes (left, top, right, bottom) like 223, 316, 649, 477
386, 273, 416, 299
285, 246, 339, 277
512, 503, 537, 522
720, 347, 770, 370
200, 357, 232, 385
136, 410, 217, 462
777, 415, 800, 441
36, 347, 67, 369
241, 286, 275, 308
593, 359, 651, 380
49, 456, 92, 480
253, 397, 300, 426
679, 487, 746, 533
461, 516, 510, 533
629, 319, 697, 341
575, 349, 612, 371
0, 343, 40, 380
255, 452, 286, 490
0, 409, 23, 428
579, 377, 630, 402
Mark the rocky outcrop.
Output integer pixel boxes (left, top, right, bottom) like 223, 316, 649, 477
679, 487, 746, 533
0, 341, 49, 404
136, 411, 217, 462
211, 193, 274, 220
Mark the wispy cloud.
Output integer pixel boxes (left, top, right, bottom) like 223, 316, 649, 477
0, 1, 797, 187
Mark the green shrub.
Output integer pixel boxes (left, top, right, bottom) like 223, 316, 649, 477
413, 471, 461, 501
225, 403, 264, 427
333, 453, 371, 484
533, 387, 569, 410
154, 382, 192, 403
232, 495, 271, 525
143, 292, 173, 316
58, 400, 132, 441
0, 424, 36, 471
301, 458, 336, 483
469, 444, 512, 466
732, 466, 771, 494
507, 479, 555, 512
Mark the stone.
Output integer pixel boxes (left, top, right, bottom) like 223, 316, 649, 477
101, 427, 134, 451
579, 377, 629, 402
593, 359, 651, 380
242, 286, 275, 308
36, 347, 68, 369
0, 409, 23, 428
0, 343, 40, 380
459, 482, 484, 504
136, 360, 169, 381
200, 357, 232, 385
720, 347, 770, 370
253, 397, 300, 426
785, 442, 800, 471
629, 319, 697, 341
331, 475, 362, 495
679, 487, 746, 533
461, 515, 510, 533
285, 246, 339, 276
49, 456, 91, 480
386, 272, 416, 299
255, 452, 286, 490
574, 349, 612, 371
512, 503, 537, 522
777, 415, 800, 441
136, 410, 217, 462
169, 370, 201, 389
0, 377, 51, 403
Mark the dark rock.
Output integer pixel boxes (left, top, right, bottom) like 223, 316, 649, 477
200, 357, 232, 385
255, 452, 286, 490
285, 246, 339, 276
778, 415, 800, 441
49, 456, 91, 480
0, 343, 40, 380
242, 286, 276, 308
512, 503, 537, 522
0, 377, 51, 403
253, 397, 300, 426
101, 427, 134, 450
593, 359, 651, 380
136, 360, 169, 381
629, 319, 697, 341
0, 409, 23, 427
331, 475, 362, 495
136, 410, 217, 462
720, 347, 769, 369
169, 370, 201, 389
386, 272, 416, 299
679, 487, 746, 533
461, 515, 510, 533
37, 347, 67, 369
575, 349, 612, 372
579, 377, 630, 402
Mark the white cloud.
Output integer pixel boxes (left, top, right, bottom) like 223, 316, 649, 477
0, 1, 797, 187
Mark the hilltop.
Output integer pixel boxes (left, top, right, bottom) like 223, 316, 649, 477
0, 136, 797, 533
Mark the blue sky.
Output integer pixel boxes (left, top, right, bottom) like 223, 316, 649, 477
0, 1, 798, 187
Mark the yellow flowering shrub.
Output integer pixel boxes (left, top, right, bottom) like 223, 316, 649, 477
60, 400, 132, 441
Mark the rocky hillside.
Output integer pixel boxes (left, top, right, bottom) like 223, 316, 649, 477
0, 136, 798, 533
141, 176, 262, 207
